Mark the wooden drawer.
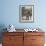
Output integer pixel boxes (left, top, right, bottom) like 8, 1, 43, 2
32, 36, 45, 44
3, 44, 15, 46
31, 44, 44, 46
3, 32, 23, 36
3, 43, 23, 46
24, 32, 44, 36
3, 36, 23, 44
3, 36, 23, 46
24, 35, 44, 44
24, 36, 32, 46
24, 36, 32, 42
24, 32, 45, 46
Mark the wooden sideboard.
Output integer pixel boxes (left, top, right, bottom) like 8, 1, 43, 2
2, 31, 45, 46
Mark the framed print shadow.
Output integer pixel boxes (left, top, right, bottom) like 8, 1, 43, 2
19, 5, 34, 23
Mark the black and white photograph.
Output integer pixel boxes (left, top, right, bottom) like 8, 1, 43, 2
19, 5, 34, 22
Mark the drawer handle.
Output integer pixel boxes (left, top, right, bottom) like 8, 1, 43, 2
9, 38, 13, 40
32, 39, 36, 40
9, 38, 12, 40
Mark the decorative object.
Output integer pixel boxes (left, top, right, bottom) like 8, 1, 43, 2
7, 24, 16, 32
24, 28, 39, 32
19, 5, 34, 23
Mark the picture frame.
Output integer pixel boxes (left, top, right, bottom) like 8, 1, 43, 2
19, 5, 34, 23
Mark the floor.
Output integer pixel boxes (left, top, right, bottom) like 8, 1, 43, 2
0, 44, 2, 46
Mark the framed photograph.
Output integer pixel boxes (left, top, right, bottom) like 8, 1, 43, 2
19, 5, 34, 23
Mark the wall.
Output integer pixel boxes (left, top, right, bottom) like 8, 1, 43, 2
0, 0, 46, 29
